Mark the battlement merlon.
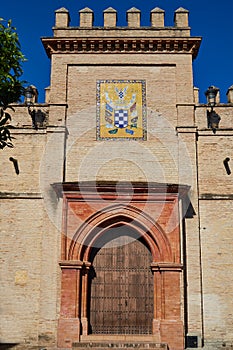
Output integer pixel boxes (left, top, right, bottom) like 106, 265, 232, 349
41, 7, 201, 59
53, 7, 192, 32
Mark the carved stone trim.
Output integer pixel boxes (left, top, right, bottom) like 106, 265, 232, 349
59, 260, 84, 269
42, 37, 201, 58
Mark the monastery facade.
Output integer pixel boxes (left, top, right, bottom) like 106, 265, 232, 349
1, 6, 233, 350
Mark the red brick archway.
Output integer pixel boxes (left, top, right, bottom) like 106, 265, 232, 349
69, 203, 172, 262
57, 182, 189, 350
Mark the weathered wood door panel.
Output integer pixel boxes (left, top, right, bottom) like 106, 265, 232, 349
89, 230, 153, 334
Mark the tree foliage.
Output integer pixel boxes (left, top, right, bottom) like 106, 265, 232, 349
0, 18, 26, 149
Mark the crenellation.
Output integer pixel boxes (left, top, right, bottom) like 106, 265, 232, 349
150, 7, 165, 28
193, 86, 199, 104
55, 7, 70, 28
104, 7, 117, 28
127, 7, 141, 27
79, 7, 94, 28
53, 7, 192, 33
44, 86, 50, 103
174, 7, 189, 28
226, 85, 233, 103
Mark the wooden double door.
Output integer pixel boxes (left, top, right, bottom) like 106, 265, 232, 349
88, 227, 154, 334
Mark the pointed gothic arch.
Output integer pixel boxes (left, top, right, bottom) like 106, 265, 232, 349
68, 203, 173, 263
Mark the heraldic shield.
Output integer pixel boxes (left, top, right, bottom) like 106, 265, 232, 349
97, 80, 146, 140
114, 109, 128, 128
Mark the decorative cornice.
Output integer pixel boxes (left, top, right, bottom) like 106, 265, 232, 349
52, 181, 190, 200
42, 37, 201, 58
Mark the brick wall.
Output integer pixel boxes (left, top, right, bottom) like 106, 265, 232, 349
1, 5, 232, 350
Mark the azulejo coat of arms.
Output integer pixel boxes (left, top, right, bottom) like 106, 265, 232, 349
97, 80, 146, 140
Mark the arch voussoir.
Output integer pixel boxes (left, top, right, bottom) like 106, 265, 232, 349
68, 203, 172, 262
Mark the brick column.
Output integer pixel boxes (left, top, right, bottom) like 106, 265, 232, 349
57, 260, 83, 348
151, 262, 184, 350
151, 266, 162, 341
80, 262, 91, 336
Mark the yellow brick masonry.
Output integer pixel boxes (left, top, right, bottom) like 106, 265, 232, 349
0, 5, 233, 350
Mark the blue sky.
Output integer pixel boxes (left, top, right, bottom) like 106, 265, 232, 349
1, 0, 233, 103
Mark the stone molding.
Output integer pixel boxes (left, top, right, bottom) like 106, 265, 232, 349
151, 262, 183, 272
53, 181, 190, 200
0, 192, 43, 199
42, 37, 201, 58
